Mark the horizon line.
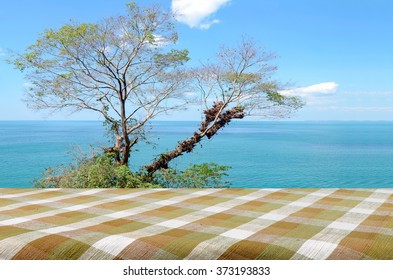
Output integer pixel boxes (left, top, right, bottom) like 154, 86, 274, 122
2, 119, 393, 122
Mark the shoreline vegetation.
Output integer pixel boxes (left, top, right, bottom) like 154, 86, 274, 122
34, 150, 231, 189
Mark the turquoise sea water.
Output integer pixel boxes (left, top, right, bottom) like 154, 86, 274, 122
1, 121, 393, 188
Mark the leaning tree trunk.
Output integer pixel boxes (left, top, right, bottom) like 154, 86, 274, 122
145, 102, 245, 176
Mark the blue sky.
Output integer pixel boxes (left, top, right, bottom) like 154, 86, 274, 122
1, 0, 393, 121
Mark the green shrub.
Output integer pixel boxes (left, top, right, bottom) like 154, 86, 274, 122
34, 149, 231, 189
154, 163, 230, 188
34, 153, 160, 188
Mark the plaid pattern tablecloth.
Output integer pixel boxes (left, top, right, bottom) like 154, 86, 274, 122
0, 188, 392, 260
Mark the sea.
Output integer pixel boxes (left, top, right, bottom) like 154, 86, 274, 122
1, 120, 393, 188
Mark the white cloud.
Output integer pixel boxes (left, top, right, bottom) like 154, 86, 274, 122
281, 82, 338, 97
151, 34, 170, 47
199, 19, 220, 30
172, 0, 230, 29
0, 47, 5, 56
280, 82, 339, 106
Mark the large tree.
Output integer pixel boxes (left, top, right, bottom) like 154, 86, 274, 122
146, 38, 304, 175
13, 2, 189, 165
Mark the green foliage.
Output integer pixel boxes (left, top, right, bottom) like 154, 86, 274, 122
223, 72, 260, 84
266, 91, 305, 109
154, 163, 231, 188
34, 153, 159, 189
34, 150, 230, 189
154, 49, 190, 66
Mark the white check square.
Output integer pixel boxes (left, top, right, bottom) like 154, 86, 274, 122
296, 240, 338, 259
91, 235, 135, 256
203, 206, 228, 213
327, 221, 358, 231
221, 229, 255, 239
157, 219, 189, 228
261, 212, 287, 221
349, 207, 375, 215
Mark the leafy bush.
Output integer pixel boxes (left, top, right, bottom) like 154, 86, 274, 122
35, 148, 231, 189
154, 163, 231, 188
34, 153, 159, 188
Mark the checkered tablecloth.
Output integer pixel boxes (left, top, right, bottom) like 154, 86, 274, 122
0, 188, 392, 260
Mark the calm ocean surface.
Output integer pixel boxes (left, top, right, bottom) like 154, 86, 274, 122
1, 121, 393, 188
